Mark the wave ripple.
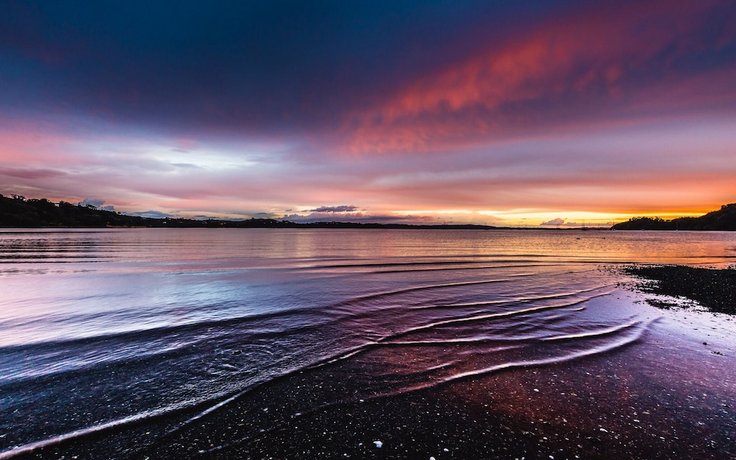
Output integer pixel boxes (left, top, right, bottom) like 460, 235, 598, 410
0, 229, 677, 457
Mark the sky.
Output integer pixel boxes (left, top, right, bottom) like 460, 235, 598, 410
1, 0, 735, 226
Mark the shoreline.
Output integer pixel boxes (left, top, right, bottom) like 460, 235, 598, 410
622, 265, 736, 315
2, 231, 734, 459
0, 225, 611, 231
13, 289, 736, 460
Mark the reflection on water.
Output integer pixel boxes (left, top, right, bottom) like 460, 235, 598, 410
0, 229, 734, 457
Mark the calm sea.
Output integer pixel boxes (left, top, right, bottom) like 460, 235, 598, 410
1, 229, 735, 457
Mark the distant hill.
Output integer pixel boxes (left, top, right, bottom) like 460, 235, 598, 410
0, 194, 496, 229
612, 204, 736, 230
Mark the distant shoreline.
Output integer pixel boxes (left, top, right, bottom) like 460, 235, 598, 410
0, 224, 610, 231
4, 194, 735, 230
0, 195, 611, 230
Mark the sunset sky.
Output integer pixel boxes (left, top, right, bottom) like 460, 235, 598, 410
1, 0, 735, 226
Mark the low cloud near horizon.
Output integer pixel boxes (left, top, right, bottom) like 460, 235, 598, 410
283, 212, 441, 225
541, 218, 567, 226
540, 218, 616, 227
309, 205, 360, 213
79, 198, 115, 212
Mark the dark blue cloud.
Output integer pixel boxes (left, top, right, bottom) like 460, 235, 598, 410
310, 205, 358, 213
125, 210, 172, 219
0, 0, 576, 135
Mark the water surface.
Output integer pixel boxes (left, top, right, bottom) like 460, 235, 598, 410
0, 229, 734, 457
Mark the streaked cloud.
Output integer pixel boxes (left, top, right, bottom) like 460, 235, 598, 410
309, 205, 359, 213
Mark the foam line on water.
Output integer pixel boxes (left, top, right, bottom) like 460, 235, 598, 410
367, 263, 560, 274
0, 338, 388, 457
540, 320, 642, 342
239, 317, 660, 449
302, 289, 615, 370
386, 290, 617, 340
0, 400, 205, 459
333, 273, 538, 307
438, 318, 659, 384
419, 283, 614, 310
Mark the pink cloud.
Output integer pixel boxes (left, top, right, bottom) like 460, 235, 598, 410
340, 0, 735, 154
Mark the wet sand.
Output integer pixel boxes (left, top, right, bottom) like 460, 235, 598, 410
23, 290, 734, 460
138, 345, 733, 459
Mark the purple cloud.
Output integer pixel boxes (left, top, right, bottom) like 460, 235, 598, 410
309, 205, 359, 213
541, 218, 566, 226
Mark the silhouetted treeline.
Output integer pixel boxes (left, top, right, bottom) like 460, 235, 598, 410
0, 195, 153, 227
612, 204, 736, 230
0, 194, 497, 229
